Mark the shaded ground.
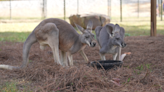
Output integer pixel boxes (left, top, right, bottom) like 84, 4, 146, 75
0, 36, 164, 92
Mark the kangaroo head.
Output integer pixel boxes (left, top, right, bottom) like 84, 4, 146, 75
106, 24, 126, 48
75, 21, 96, 47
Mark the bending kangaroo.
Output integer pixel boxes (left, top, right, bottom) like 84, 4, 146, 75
95, 23, 126, 61
0, 18, 96, 70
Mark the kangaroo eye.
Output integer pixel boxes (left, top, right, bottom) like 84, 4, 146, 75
85, 35, 89, 38
116, 38, 119, 40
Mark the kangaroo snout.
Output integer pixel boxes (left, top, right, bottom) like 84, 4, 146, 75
121, 43, 126, 48
91, 42, 96, 47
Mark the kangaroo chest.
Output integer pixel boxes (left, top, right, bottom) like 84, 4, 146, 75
107, 46, 118, 54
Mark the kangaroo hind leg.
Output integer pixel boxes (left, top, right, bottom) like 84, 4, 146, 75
47, 26, 62, 66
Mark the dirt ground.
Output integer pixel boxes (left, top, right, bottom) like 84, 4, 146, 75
0, 35, 164, 92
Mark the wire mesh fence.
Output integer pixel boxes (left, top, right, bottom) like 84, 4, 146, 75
0, 0, 163, 22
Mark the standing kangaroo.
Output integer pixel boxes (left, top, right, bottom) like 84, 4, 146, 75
95, 23, 126, 61
0, 18, 96, 70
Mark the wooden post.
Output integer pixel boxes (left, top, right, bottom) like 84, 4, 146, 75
107, 0, 111, 17
77, 0, 79, 14
161, 0, 163, 21
110, 0, 111, 17
10, 0, 11, 20
151, 0, 157, 36
42, 0, 44, 19
138, 0, 139, 18
64, 0, 66, 20
107, 0, 109, 16
158, 0, 160, 17
42, 0, 47, 19
120, 0, 122, 22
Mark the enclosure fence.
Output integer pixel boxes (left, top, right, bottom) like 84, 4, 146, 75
0, 0, 163, 21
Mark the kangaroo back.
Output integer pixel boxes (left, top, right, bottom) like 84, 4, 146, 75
35, 18, 79, 52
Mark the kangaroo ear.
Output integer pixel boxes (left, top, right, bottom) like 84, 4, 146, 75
113, 24, 120, 33
87, 20, 93, 31
120, 27, 125, 38
75, 23, 84, 33
106, 25, 113, 37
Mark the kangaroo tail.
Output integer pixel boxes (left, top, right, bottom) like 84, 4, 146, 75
0, 31, 37, 70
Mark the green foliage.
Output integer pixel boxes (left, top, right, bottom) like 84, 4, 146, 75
136, 65, 144, 71
146, 63, 151, 69
127, 77, 131, 82
0, 82, 18, 92
135, 63, 152, 74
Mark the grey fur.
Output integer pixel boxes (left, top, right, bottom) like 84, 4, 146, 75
95, 23, 126, 61
0, 18, 96, 70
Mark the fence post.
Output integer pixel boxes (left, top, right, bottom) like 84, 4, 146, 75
158, 0, 160, 17
77, 0, 79, 14
138, 0, 139, 18
107, 0, 109, 16
42, 0, 44, 19
151, 0, 157, 36
42, 0, 47, 19
64, 0, 66, 20
10, 0, 11, 20
107, 0, 111, 17
161, 0, 163, 21
120, 0, 122, 22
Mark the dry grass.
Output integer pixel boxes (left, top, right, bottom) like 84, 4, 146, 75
0, 36, 164, 91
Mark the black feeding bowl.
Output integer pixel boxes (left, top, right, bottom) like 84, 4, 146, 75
89, 60, 123, 70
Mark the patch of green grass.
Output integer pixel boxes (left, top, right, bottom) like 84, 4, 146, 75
136, 63, 151, 71
0, 17, 69, 20
0, 32, 30, 42
111, 17, 164, 36
0, 81, 33, 92
125, 33, 131, 36
0, 23, 38, 32
0, 17, 42, 20
0, 17, 164, 42
136, 65, 144, 71
146, 63, 151, 69
0, 82, 18, 92
127, 77, 131, 82
135, 64, 144, 74
135, 63, 152, 74
29, 60, 33, 63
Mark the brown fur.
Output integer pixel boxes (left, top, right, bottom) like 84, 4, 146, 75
0, 18, 95, 69
34, 18, 78, 52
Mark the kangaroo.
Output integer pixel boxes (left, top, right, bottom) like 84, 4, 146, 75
0, 18, 96, 70
95, 23, 126, 61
